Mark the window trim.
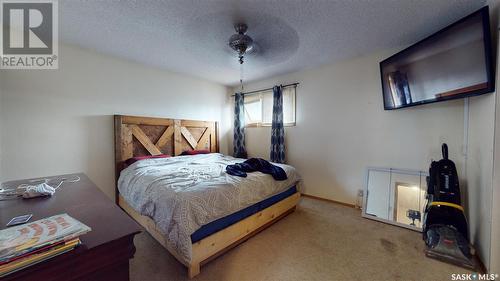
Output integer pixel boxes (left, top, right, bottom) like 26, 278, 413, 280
246, 122, 297, 128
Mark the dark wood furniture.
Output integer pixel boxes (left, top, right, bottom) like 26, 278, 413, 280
0, 173, 141, 281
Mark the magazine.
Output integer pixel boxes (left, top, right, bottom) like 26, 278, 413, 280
0, 214, 91, 262
0, 238, 81, 277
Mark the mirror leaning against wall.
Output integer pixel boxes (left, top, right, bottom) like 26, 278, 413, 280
362, 167, 428, 231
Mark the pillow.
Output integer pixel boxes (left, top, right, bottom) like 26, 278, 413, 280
180, 150, 211, 156
125, 154, 171, 166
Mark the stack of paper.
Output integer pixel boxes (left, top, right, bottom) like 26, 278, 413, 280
0, 214, 91, 277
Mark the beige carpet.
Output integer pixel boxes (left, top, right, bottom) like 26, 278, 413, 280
130, 197, 468, 281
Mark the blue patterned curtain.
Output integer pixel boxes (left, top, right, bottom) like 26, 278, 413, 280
270, 86, 285, 163
233, 92, 247, 158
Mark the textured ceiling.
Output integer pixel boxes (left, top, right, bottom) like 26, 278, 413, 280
60, 0, 487, 86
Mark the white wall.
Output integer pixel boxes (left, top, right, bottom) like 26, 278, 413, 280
0, 44, 231, 200
492, 35, 500, 270
466, 1, 500, 272
488, 0, 500, 273
467, 94, 496, 270
492, 57, 500, 272
0, 78, 2, 182
234, 50, 466, 205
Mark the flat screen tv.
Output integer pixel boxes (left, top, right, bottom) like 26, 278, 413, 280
380, 6, 495, 110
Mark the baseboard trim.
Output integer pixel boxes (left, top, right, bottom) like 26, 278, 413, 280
301, 193, 356, 208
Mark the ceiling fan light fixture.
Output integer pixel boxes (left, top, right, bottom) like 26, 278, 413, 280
228, 23, 254, 64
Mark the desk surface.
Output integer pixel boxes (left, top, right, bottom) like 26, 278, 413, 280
0, 173, 142, 280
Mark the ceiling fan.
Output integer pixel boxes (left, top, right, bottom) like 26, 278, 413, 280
228, 23, 254, 65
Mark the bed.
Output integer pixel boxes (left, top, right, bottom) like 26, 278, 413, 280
114, 115, 301, 278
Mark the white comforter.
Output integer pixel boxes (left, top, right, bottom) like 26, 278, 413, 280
118, 153, 300, 263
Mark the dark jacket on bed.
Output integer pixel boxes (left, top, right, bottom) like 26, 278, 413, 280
225, 158, 288, 181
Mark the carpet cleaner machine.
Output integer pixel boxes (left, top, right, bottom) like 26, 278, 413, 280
422, 143, 475, 269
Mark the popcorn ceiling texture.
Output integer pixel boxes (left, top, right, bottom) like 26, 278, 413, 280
59, 0, 485, 86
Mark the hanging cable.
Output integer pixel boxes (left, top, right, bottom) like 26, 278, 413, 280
239, 59, 244, 93
0, 176, 80, 200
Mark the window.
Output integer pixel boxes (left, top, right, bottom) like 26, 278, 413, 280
243, 86, 296, 127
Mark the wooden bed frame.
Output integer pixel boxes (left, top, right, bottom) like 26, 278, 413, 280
114, 115, 300, 278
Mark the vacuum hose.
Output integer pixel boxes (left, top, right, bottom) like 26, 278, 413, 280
442, 143, 448, 160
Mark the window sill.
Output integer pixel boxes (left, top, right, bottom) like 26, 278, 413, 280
245, 123, 296, 128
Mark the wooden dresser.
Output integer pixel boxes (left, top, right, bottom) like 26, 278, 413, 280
0, 173, 142, 281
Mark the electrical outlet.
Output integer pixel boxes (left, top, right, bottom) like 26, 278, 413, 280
355, 189, 364, 210
357, 189, 364, 197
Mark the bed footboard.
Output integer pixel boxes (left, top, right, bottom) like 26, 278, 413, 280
118, 192, 301, 278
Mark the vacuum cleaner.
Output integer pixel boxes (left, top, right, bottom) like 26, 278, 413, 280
422, 143, 475, 269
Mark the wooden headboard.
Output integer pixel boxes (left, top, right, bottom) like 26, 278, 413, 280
114, 115, 219, 199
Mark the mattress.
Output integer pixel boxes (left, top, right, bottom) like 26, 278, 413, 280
118, 153, 300, 264
191, 185, 297, 242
